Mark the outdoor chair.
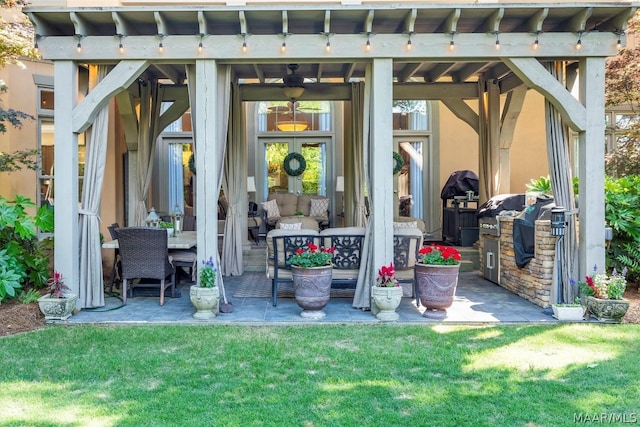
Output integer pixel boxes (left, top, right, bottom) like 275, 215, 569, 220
107, 223, 122, 293
115, 227, 176, 305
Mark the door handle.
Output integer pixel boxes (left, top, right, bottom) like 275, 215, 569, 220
486, 252, 494, 270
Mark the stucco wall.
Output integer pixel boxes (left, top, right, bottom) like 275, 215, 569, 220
437, 90, 549, 195
0, 60, 51, 205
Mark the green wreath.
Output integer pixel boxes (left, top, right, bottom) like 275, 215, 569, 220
283, 152, 307, 176
392, 151, 404, 175
188, 153, 196, 175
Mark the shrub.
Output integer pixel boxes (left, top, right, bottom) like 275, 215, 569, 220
0, 195, 53, 303
605, 175, 640, 281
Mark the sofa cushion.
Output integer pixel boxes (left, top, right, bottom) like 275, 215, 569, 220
310, 198, 329, 217
279, 221, 302, 230
277, 216, 319, 232
261, 199, 281, 218
393, 216, 426, 234
269, 193, 298, 216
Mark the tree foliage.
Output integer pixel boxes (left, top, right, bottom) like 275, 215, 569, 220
0, 1, 38, 172
604, 12, 640, 176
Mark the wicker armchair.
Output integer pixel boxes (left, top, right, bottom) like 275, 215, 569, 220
115, 227, 176, 305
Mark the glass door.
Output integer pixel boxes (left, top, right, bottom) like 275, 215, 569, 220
394, 138, 428, 218
263, 137, 329, 198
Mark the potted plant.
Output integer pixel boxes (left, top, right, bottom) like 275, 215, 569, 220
578, 266, 629, 323
414, 244, 462, 319
159, 221, 174, 236
286, 242, 335, 319
37, 271, 78, 321
551, 298, 586, 321
189, 257, 219, 320
371, 262, 403, 321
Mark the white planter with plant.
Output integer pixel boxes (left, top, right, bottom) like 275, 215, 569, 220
190, 257, 219, 320
37, 271, 78, 321
552, 299, 586, 321
371, 263, 403, 321
159, 221, 174, 236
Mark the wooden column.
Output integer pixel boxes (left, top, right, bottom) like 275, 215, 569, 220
578, 57, 606, 277
53, 60, 80, 295
193, 60, 219, 266
369, 58, 394, 268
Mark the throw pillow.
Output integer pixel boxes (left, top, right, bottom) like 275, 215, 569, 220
261, 199, 280, 218
393, 221, 418, 229
310, 198, 329, 217
279, 222, 302, 230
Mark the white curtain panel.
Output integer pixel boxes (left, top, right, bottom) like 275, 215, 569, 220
133, 81, 162, 226
353, 67, 373, 310
221, 81, 244, 277
78, 65, 109, 309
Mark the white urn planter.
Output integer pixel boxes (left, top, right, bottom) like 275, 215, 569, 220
371, 285, 403, 321
189, 285, 219, 320
37, 293, 78, 320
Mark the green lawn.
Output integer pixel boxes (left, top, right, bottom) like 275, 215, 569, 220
1, 324, 639, 426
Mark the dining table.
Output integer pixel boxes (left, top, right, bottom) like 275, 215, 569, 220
102, 230, 197, 250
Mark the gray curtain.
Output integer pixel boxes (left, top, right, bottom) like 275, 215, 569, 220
133, 81, 162, 226
221, 82, 244, 276
353, 69, 373, 309
349, 82, 368, 227
78, 65, 109, 309
545, 61, 578, 304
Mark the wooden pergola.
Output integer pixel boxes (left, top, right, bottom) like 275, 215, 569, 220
26, 1, 638, 308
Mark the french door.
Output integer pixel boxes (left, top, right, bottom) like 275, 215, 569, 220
262, 137, 331, 198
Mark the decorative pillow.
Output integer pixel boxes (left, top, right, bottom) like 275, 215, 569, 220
393, 221, 418, 229
279, 222, 302, 230
310, 198, 329, 217
261, 199, 281, 218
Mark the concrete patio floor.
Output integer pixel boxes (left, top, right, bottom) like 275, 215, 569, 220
67, 271, 557, 325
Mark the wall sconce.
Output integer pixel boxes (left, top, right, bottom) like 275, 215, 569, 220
550, 207, 566, 237
145, 207, 160, 228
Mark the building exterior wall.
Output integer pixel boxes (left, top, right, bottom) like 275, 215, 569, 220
0, 60, 50, 206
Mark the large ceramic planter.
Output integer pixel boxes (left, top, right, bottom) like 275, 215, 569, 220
415, 263, 460, 319
190, 285, 219, 320
586, 296, 629, 323
38, 293, 78, 321
552, 304, 586, 321
291, 265, 332, 319
371, 285, 403, 321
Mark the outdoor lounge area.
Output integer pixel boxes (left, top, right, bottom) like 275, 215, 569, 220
68, 271, 554, 324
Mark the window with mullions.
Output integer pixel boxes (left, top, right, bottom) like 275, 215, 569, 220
257, 101, 332, 132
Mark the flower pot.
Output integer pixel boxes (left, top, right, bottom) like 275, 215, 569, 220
415, 263, 460, 319
291, 265, 332, 319
371, 285, 403, 321
552, 304, 586, 321
190, 285, 219, 320
37, 293, 78, 321
585, 296, 630, 323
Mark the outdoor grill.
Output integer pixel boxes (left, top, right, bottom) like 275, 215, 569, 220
477, 194, 526, 283
441, 170, 479, 246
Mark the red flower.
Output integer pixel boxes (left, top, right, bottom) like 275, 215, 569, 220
296, 248, 303, 255
308, 242, 318, 252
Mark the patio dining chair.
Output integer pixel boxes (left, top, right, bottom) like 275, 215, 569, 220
115, 227, 176, 305
106, 223, 122, 293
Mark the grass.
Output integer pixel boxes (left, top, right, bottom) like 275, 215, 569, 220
1, 324, 639, 426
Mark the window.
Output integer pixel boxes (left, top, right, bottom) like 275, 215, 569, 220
37, 88, 86, 213
257, 101, 332, 132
